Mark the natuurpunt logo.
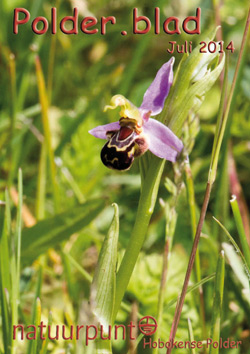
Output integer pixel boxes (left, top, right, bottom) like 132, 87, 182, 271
13, 316, 242, 349
13, 316, 157, 345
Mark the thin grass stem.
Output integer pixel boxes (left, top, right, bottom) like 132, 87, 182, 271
167, 182, 212, 354
15, 169, 23, 312
153, 238, 170, 354
209, 251, 225, 354
7, 54, 17, 186
36, 142, 46, 220
47, 0, 60, 103
184, 160, 207, 344
187, 318, 197, 354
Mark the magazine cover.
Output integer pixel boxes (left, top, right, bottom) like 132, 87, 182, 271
0, 0, 250, 353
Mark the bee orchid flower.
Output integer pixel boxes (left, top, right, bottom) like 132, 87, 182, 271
89, 57, 183, 170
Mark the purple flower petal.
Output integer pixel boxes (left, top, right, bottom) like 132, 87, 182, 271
89, 121, 120, 139
143, 118, 183, 162
139, 57, 175, 120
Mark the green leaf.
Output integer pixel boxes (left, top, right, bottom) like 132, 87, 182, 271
91, 203, 119, 353
21, 199, 105, 265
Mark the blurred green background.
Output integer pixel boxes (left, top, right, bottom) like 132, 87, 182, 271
0, 0, 250, 353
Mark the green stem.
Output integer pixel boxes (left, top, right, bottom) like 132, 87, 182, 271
114, 158, 165, 319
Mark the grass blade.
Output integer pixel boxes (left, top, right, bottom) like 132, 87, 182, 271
26, 268, 42, 354
15, 169, 23, 314
62, 252, 77, 303
165, 274, 215, 310
35, 56, 59, 212
27, 298, 42, 354
187, 318, 196, 354
213, 216, 250, 277
230, 195, 250, 270
0, 191, 11, 290
10, 171, 23, 354
39, 312, 52, 354
36, 142, 46, 221
227, 272, 250, 328
119, 37, 150, 97
65, 253, 92, 283
209, 251, 225, 354
7, 53, 17, 185
0, 287, 10, 354
184, 160, 207, 339
223, 243, 249, 289
153, 238, 170, 354
21, 199, 105, 265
